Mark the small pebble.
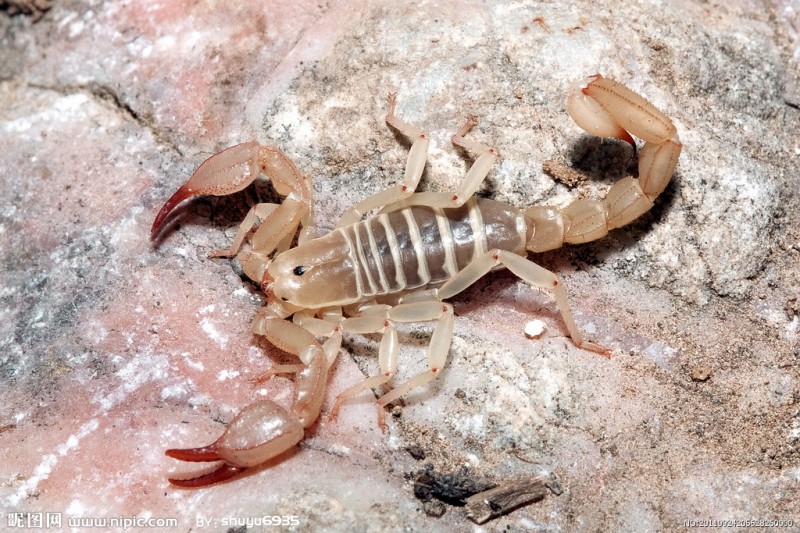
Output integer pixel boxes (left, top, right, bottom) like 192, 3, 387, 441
524, 319, 547, 338
690, 365, 711, 382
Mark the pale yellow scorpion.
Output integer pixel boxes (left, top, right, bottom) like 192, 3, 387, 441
151, 75, 681, 487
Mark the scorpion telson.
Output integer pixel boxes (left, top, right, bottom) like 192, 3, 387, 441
153, 75, 681, 487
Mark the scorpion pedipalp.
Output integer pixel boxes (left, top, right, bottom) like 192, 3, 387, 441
166, 399, 304, 488
166, 338, 338, 487
151, 141, 262, 240
150, 141, 315, 260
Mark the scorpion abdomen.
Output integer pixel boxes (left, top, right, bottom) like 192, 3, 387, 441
339, 197, 526, 298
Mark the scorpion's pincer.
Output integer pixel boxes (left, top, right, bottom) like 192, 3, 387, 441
165, 399, 304, 488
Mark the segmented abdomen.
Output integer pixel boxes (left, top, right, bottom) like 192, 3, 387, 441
337, 198, 526, 299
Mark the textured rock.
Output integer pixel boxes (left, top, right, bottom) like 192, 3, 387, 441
2, 0, 798, 530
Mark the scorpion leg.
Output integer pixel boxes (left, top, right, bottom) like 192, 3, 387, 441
328, 303, 394, 420
331, 318, 398, 423
207, 203, 277, 259
252, 364, 306, 384
331, 300, 455, 414
376, 301, 454, 406
448, 115, 499, 205
382, 114, 498, 212
291, 308, 343, 338
338, 97, 497, 221
336, 93, 430, 227
527, 75, 681, 253
438, 250, 609, 356
235, 198, 309, 282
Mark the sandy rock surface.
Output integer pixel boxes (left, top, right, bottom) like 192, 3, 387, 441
2, 1, 799, 530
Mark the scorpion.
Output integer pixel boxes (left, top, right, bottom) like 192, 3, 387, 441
151, 75, 681, 488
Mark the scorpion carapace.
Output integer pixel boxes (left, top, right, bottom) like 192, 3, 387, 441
152, 75, 681, 487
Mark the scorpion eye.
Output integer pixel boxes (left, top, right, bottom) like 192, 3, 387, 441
293, 265, 307, 276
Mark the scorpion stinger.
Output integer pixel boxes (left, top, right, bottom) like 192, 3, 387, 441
155, 76, 681, 487
527, 74, 681, 253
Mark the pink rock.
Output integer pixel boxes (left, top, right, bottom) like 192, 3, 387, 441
2, 0, 798, 529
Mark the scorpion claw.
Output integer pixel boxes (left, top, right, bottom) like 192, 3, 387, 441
165, 399, 305, 488
168, 464, 247, 488
150, 141, 262, 240
165, 444, 224, 462
150, 185, 195, 240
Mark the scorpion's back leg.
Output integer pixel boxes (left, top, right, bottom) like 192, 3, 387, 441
527, 75, 682, 253
437, 250, 608, 355
338, 95, 498, 224
382, 114, 499, 212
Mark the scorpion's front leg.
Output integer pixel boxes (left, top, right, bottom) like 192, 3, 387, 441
336, 93, 430, 227
166, 317, 341, 488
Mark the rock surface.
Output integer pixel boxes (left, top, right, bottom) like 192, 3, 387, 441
1, 0, 799, 530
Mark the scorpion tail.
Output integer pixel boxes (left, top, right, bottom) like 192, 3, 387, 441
525, 75, 681, 253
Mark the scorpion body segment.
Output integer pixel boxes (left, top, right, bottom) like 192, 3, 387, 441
153, 75, 681, 487
271, 198, 526, 308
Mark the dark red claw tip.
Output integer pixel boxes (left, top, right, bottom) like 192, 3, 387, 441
168, 464, 246, 488
580, 74, 603, 95
165, 445, 221, 463
150, 185, 195, 241
621, 130, 637, 153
